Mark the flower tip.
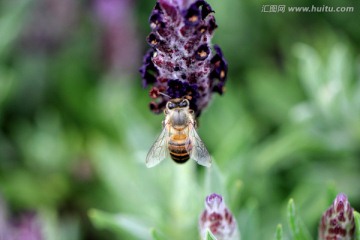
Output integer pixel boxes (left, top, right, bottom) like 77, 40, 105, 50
206, 193, 223, 209
334, 193, 348, 212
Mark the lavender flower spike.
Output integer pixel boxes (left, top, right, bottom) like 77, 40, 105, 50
199, 193, 240, 240
0, 196, 43, 240
140, 0, 228, 116
318, 193, 355, 240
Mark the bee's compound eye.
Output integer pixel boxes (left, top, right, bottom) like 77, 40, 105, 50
179, 100, 189, 108
167, 102, 176, 109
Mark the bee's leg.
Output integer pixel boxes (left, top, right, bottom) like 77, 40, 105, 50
190, 117, 198, 129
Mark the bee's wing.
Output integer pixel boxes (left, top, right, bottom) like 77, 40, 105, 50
188, 124, 212, 167
146, 125, 169, 168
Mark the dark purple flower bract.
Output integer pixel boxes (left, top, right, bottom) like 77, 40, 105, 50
140, 0, 228, 116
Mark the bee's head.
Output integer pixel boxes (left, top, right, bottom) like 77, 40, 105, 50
166, 98, 189, 109
165, 98, 191, 115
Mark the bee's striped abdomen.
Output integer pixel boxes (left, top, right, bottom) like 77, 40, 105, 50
168, 132, 191, 164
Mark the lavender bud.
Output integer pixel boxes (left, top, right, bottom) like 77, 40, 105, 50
199, 193, 239, 240
20, 0, 79, 53
0, 197, 43, 240
318, 193, 355, 240
95, 0, 140, 73
140, 0, 228, 116
12, 213, 43, 240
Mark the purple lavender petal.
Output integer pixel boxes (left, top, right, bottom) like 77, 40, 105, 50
0, 197, 44, 240
12, 213, 43, 240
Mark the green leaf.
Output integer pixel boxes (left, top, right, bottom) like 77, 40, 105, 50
150, 228, 168, 240
287, 199, 312, 240
89, 209, 151, 239
205, 229, 217, 240
205, 162, 225, 197
274, 224, 283, 240
354, 211, 360, 240
237, 199, 260, 240
228, 179, 243, 212
326, 182, 338, 205
0, 68, 15, 112
0, 0, 31, 58
293, 43, 322, 101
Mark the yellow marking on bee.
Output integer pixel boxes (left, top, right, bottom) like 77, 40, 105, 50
172, 133, 187, 140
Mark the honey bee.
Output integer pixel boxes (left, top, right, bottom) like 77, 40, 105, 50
146, 98, 211, 168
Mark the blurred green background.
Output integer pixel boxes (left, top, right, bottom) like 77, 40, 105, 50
0, 0, 360, 239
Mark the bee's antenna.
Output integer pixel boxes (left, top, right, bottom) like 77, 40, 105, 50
159, 92, 171, 99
